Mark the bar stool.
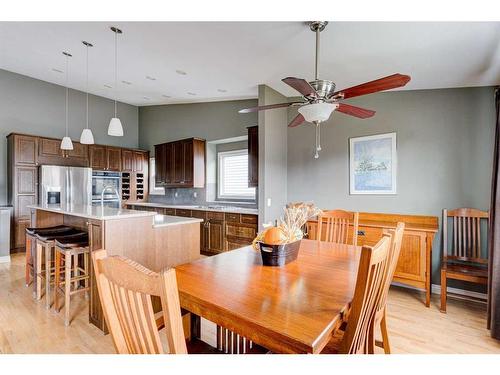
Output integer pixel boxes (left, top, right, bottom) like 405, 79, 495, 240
35, 228, 83, 306
53, 233, 90, 326
25, 225, 72, 288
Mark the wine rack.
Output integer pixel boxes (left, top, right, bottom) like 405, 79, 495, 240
122, 172, 131, 201
136, 173, 144, 201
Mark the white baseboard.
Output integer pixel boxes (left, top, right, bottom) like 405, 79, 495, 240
392, 281, 487, 302
0, 255, 11, 264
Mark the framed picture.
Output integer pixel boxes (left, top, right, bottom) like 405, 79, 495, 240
349, 132, 397, 195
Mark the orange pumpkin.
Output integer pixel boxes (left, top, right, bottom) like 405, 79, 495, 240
264, 227, 285, 245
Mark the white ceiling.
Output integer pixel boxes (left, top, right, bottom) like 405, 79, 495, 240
1, 22, 499, 106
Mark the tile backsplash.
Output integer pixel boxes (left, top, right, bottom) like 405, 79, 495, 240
148, 183, 258, 209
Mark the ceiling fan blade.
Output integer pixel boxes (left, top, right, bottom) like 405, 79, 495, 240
238, 102, 292, 113
333, 73, 411, 100
282, 77, 318, 98
288, 113, 305, 128
337, 103, 376, 119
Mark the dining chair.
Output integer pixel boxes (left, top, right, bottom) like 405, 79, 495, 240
91, 249, 220, 354
373, 222, 405, 354
317, 209, 359, 246
440, 208, 489, 312
322, 234, 391, 354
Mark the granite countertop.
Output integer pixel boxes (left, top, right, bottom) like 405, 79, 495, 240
153, 214, 203, 228
28, 204, 156, 221
128, 202, 259, 215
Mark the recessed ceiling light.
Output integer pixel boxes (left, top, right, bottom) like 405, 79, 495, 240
217, 89, 227, 93
145, 76, 156, 81
176, 70, 187, 75
52, 68, 63, 73
187, 92, 196, 96
121, 80, 132, 85
143, 96, 151, 100
162, 95, 171, 98
104, 84, 113, 89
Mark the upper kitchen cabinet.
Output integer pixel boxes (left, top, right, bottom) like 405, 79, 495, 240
89, 145, 121, 171
38, 137, 89, 166
12, 134, 38, 166
248, 126, 258, 187
122, 149, 148, 173
155, 138, 205, 188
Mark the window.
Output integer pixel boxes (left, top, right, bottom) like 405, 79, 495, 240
149, 158, 165, 195
218, 149, 256, 200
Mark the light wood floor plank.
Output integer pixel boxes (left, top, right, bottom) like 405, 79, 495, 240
1, 253, 499, 354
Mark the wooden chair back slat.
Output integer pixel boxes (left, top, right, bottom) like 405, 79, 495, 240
443, 208, 489, 264
341, 235, 391, 354
91, 249, 187, 354
317, 210, 359, 246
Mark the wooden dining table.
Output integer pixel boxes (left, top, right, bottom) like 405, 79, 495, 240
175, 239, 362, 354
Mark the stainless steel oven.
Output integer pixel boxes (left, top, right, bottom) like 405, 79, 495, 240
91, 171, 122, 207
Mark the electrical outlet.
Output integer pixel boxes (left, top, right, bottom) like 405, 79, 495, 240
193, 192, 197, 198
267, 198, 271, 207
174, 192, 179, 198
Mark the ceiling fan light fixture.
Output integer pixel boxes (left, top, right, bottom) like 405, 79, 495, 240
298, 102, 338, 123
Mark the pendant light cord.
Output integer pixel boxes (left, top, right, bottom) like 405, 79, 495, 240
65, 53, 69, 137
86, 44, 89, 129
114, 29, 118, 118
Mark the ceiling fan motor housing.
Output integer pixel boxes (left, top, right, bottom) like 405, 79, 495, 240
309, 79, 336, 100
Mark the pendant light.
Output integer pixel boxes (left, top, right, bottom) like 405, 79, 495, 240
108, 26, 124, 137
80, 41, 95, 144
61, 51, 74, 150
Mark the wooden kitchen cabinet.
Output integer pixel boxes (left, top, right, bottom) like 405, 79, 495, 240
89, 145, 121, 171
207, 218, 225, 254
306, 212, 438, 307
122, 149, 134, 172
14, 134, 38, 165
248, 126, 258, 187
38, 137, 88, 166
122, 149, 147, 173
154, 138, 205, 188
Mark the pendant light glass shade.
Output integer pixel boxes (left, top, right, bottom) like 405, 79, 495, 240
298, 102, 338, 123
108, 27, 124, 137
80, 128, 95, 144
108, 117, 124, 136
61, 136, 74, 150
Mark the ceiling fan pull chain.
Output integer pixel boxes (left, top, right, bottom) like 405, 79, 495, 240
314, 122, 319, 159
317, 122, 322, 151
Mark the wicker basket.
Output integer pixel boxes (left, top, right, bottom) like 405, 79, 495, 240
258, 240, 301, 267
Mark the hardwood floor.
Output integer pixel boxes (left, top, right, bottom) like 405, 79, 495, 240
1, 253, 499, 354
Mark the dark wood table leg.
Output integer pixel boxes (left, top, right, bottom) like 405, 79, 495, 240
190, 313, 201, 341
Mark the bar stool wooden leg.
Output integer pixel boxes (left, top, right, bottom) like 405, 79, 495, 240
64, 251, 72, 326
54, 249, 61, 312
25, 235, 32, 286
35, 242, 43, 300
45, 243, 52, 309
83, 253, 89, 299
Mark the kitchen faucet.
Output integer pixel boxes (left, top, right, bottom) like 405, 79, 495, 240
100, 185, 121, 211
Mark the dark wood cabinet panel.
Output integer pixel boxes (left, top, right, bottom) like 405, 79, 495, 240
66, 141, 88, 160
175, 209, 192, 217
154, 144, 166, 184
39, 137, 62, 158
15, 135, 38, 165
248, 126, 258, 187
207, 219, 224, 253
107, 147, 122, 171
134, 151, 146, 172
122, 149, 134, 172
17, 167, 37, 195
173, 141, 184, 184
89, 145, 107, 170
154, 138, 205, 188
17, 195, 36, 218
14, 219, 31, 249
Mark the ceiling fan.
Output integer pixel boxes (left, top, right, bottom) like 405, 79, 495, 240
238, 21, 411, 158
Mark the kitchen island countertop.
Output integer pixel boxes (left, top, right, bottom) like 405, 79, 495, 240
28, 204, 156, 221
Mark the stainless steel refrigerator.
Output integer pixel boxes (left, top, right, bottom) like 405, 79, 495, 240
39, 165, 92, 207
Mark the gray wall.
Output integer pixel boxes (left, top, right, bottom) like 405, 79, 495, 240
140, 99, 258, 207
138, 99, 258, 151
287, 86, 496, 288
258, 85, 288, 227
0, 69, 139, 204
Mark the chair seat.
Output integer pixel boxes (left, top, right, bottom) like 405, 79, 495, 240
26, 225, 72, 236
187, 338, 223, 354
443, 261, 488, 279
35, 228, 83, 242
55, 233, 89, 248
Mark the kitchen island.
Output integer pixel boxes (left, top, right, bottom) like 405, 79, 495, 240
28, 204, 202, 332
